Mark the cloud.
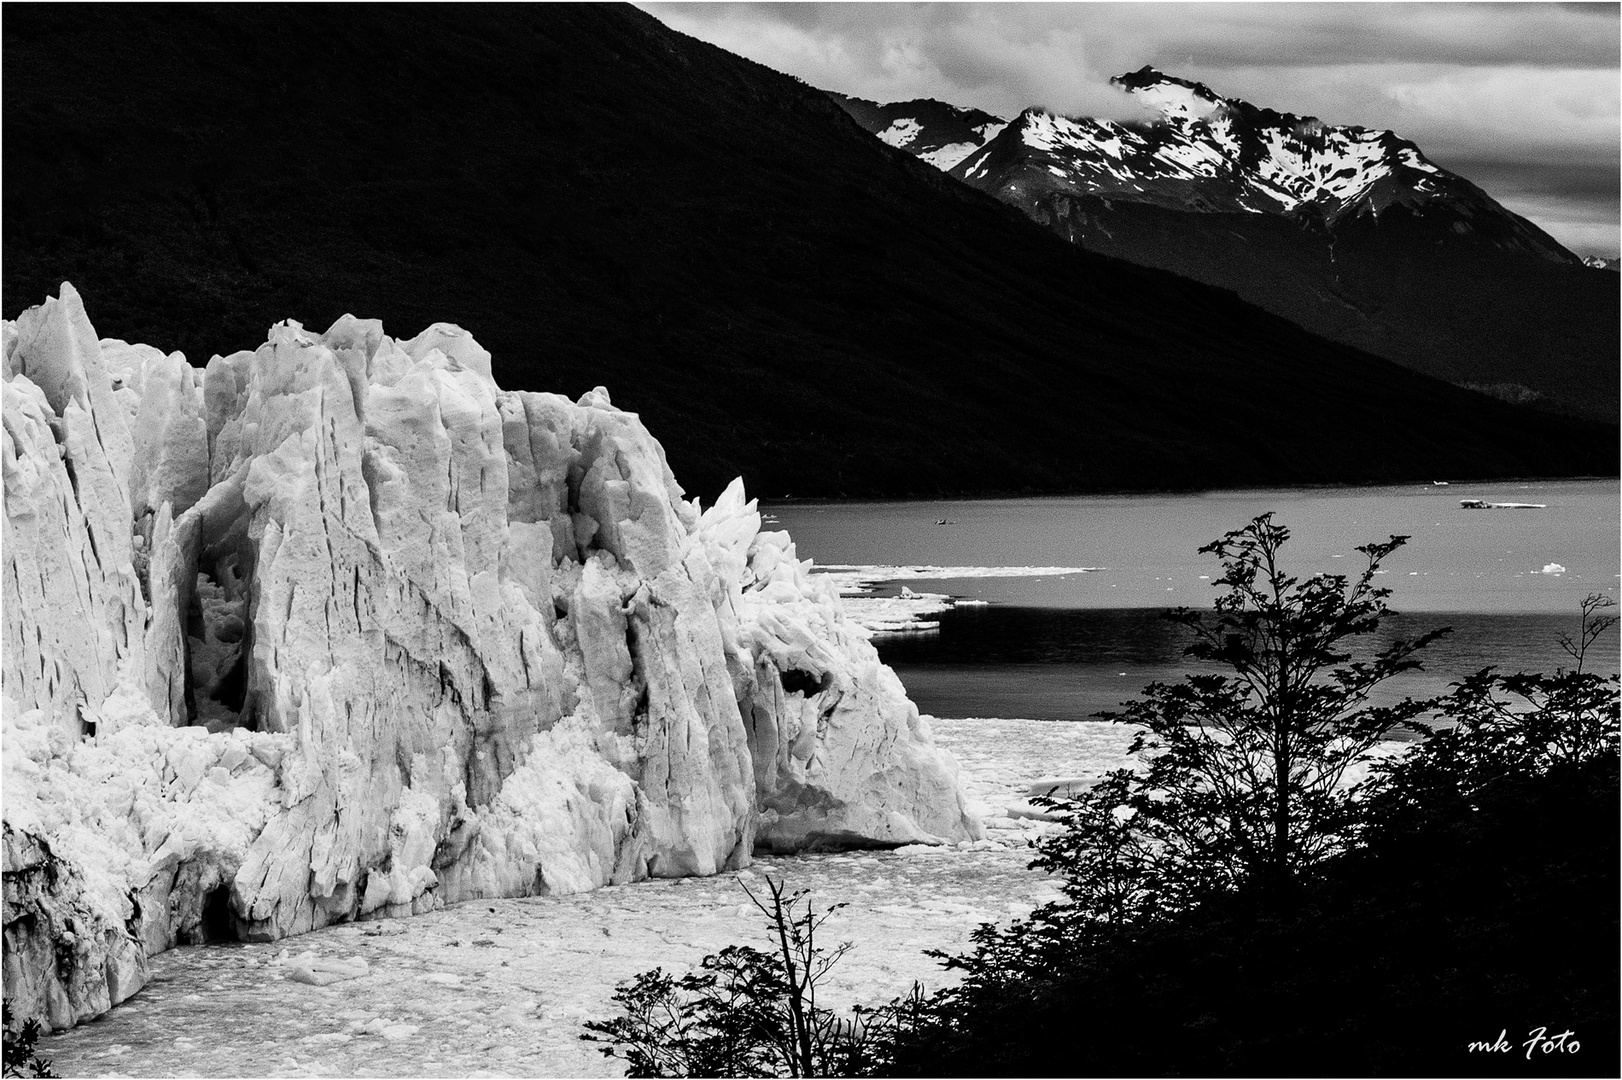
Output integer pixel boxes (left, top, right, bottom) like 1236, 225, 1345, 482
1451, 159, 1620, 256
1200, 63, 1618, 161
644, 3, 1619, 109
1501, 206, 1618, 259
1109, 3, 1619, 70
640, 2, 1620, 254
644, 2, 1148, 118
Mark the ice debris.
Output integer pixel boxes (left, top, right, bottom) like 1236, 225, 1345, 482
282, 952, 370, 987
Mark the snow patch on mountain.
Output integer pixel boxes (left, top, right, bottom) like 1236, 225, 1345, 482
877, 117, 922, 149
920, 142, 983, 171
1126, 76, 1222, 123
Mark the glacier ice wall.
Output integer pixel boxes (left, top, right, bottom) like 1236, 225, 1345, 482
1, 284, 980, 1031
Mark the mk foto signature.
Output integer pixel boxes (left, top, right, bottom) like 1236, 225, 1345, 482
1468, 1027, 1580, 1058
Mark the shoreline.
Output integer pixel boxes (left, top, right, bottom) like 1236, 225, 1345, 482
756, 474, 1621, 508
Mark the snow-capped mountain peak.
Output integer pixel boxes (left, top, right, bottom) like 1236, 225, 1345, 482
1112, 65, 1223, 123
942, 66, 1570, 264
1099, 65, 1451, 217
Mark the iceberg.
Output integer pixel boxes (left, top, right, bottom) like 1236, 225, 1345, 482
1, 285, 980, 1031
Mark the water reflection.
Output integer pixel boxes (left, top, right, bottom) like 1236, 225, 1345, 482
877, 606, 1610, 725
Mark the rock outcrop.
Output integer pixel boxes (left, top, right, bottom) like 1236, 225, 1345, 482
2, 284, 980, 1031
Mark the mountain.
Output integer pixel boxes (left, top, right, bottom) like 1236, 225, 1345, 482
843, 67, 1617, 422
828, 92, 1007, 171
3, 7, 1613, 500
961, 66, 1576, 257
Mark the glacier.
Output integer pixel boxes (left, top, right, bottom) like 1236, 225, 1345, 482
0, 284, 980, 1031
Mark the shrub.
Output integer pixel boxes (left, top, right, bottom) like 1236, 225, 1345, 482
1358, 592, 1619, 841
1016, 512, 1445, 953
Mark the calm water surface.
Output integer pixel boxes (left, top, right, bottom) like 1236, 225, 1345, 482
768, 480, 1620, 721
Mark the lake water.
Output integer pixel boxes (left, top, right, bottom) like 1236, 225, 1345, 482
767, 479, 1620, 722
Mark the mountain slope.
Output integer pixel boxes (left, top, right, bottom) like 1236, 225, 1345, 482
4, 7, 1613, 499
844, 68, 1616, 422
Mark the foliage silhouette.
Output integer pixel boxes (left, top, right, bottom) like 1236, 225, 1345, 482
2, 1003, 56, 1079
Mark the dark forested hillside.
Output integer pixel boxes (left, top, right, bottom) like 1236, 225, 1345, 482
4, 4, 1614, 499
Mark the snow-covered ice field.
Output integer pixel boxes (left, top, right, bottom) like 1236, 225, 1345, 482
39, 717, 1139, 1078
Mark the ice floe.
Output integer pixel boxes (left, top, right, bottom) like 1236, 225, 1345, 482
815, 564, 1100, 635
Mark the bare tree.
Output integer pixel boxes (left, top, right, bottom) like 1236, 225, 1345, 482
583, 876, 918, 1077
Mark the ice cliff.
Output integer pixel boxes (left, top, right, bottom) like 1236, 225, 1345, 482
1, 284, 980, 1031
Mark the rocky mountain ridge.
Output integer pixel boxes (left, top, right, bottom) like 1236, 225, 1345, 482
2, 284, 978, 1031
952, 65, 1576, 262
827, 92, 1007, 172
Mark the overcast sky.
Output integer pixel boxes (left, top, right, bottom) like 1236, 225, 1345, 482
639, 2, 1620, 257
